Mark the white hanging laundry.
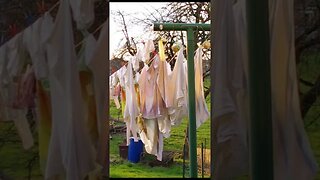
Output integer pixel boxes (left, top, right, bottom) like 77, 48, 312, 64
157, 55, 173, 109
212, 1, 249, 178
135, 47, 144, 62
109, 72, 121, 109
116, 65, 127, 88
20, 12, 55, 175
185, 47, 210, 128
109, 72, 117, 88
138, 118, 161, 158
68, 0, 97, 30
78, 33, 108, 177
269, 0, 318, 179
138, 55, 166, 161
78, 33, 97, 71
23, 13, 54, 80
139, 55, 166, 119
6, 33, 25, 78
131, 54, 140, 72
166, 47, 188, 126
0, 35, 34, 150
85, 21, 108, 173
45, 0, 96, 179
142, 39, 155, 63
123, 62, 140, 145
135, 71, 140, 84
157, 54, 172, 138
194, 47, 210, 128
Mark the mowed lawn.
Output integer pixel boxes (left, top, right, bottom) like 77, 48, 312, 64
109, 78, 212, 178
0, 63, 319, 179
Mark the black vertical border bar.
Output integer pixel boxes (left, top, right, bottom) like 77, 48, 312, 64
106, 0, 110, 178
210, 0, 214, 179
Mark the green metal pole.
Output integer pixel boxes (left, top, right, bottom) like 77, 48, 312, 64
247, 1, 273, 180
153, 23, 210, 31
153, 23, 210, 178
186, 27, 198, 178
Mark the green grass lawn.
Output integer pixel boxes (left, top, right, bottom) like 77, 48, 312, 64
109, 78, 212, 178
0, 63, 319, 179
0, 123, 42, 179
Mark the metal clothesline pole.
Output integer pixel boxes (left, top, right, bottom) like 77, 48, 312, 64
154, 22, 210, 178
247, 0, 273, 180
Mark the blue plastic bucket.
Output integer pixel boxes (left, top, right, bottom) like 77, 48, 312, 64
128, 138, 144, 163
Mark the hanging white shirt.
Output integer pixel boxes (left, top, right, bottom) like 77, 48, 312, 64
123, 62, 140, 144
68, 0, 96, 30
116, 66, 127, 88
85, 21, 109, 174
185, 47, 210, 128
45, 0, 96, 179
212, 1, 250, 178
167, 48, 188, 126
142, 39, 155, 63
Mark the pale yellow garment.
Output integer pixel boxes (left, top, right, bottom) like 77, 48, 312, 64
120, 87, 126, 118
158, 39, 166, 62
138, 118, 160, 157
35, 80, 52, 174
79, 71, 105, 179
157, 53, 172, 138
85, 22, 109, 175
123, 63, 139, 144
79, 71, 99, 150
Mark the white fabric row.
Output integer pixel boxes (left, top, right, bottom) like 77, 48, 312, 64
0, 14, 54, 151
213, 0, 318, 179
0, 0, 108, 179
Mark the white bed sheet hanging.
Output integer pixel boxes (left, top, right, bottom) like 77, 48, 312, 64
45, 0, 96, 179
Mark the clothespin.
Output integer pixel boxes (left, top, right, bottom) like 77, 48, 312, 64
197, 42, 203, 48
161, 37, 167, 43
202, 40, 211, 49
172, 42, 182, 53
37, 0, 47, 14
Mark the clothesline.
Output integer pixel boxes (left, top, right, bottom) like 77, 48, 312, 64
75, 23, 105, 48
45, 0, 105, 49
110, 46, 201, 78
48, 1, 60, 13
